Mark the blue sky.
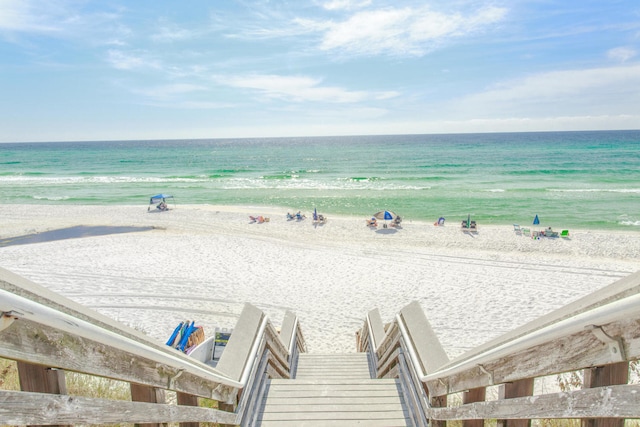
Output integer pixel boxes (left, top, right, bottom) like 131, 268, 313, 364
1, 0, 639, 142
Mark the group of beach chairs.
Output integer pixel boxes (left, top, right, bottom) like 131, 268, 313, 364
514, 224, 570, 239
249, 210, 328, 224
366, 216, 402, 229
461, 220, 477, 232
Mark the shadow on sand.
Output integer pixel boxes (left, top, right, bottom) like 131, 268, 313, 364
0, 225, 155, 248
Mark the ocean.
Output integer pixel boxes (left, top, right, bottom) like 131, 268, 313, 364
1, 130, 639, 230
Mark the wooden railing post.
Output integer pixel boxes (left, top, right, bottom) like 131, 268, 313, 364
463, 387, 486, 427
176, 392, 200, 427
497, 378, 534, 427
430, 394, 447, 427
17, 361, 68, 427
218, 401, 237, 427
581, 362, 629, 427
130, 383, 166, 427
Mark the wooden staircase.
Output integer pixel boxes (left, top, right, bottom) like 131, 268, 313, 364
256, 352, 412, 426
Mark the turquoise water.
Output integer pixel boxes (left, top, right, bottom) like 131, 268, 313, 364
1, 130, 639, 229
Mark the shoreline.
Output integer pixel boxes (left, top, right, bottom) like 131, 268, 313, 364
4, 200, 639, 231
0, 204, 638, 356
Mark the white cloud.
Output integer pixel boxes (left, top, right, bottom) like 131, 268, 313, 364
320, 0, 372, 11
317, 5, 507, 56
217, 74, 399, 103
133, 83, 207, 99
607, 46, 637, 62
454, 64, 640, 118
151, 19, 196, 42
106, 49, 161, 70
0, 0, 60, 32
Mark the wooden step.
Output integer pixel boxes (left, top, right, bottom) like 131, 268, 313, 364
294, 353, 372, 379
257, 377, 410, 427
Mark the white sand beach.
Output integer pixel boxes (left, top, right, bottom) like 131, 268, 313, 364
0, 204, 638, 357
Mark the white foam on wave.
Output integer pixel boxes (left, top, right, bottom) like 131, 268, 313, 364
1, 176, 207, 184
32, 195, 70, 201
221, 177, 430, 191
549, 188, 640, 193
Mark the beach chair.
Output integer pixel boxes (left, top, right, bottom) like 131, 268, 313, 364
513, 224, 522, 235
561, 229, 570, 238
469, 221, 477, 232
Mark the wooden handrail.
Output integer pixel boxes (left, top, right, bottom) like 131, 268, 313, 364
422, 291, 640, 395
361, 270, 640, 422
0, 268, 306, 426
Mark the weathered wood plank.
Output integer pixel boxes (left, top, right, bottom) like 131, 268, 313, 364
262, 396, 405, 406
399, 301, 449, 374
269, 378, 401, 386
368, 308, 387, 350
0, 267, 180, 358
439, 271, 640, 371
297, 353, 368, 360
462, 387, 486, 427
429, 384, 640, 420
294, 372, 370, 379
427, 317, 640, 396
261, 402, 409, 413
258, 410, 410, 421
16, 362, 69, 427
269, 385, 398, 399
278, 310, 297, 352
0, 390, 237, 425
582, 362, 629, 427
257, 420, 409, 427
264, 388, 402, 398
298, 360, 368, 371
17, 362, 67, 395
0, 319, 238, 402
215, 303, 264, 382
130, 383, 166, 427
176, 392, 199, 427
497, 378, 533, 427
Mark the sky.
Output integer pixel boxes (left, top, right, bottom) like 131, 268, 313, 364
1, 0, 640, 142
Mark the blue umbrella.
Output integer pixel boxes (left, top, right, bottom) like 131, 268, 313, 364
374, 210, 397, 221
533, 214, 540, 225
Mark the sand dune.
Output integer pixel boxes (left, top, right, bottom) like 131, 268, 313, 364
0, 204, 637, 357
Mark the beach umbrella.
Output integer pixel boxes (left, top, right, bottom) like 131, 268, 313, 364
467, 213, 471, 229
533, 214, 540, 225
374, 210, 397, 221
374, 210, 397, 227
313, 207, 318, 221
